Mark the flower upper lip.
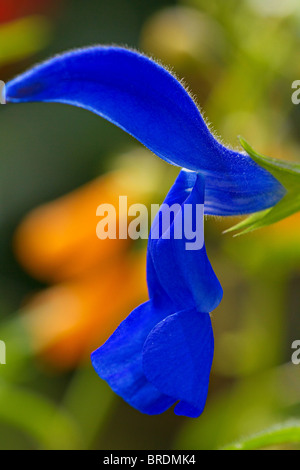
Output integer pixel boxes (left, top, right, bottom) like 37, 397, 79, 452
5, 45, 285, 216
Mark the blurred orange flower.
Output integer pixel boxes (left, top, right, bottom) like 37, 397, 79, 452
15, 163, 158, 369
14, 168, 152, 282
23, 251, 147, 369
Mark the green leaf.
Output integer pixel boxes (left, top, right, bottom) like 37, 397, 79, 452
63, 365, 115, 449
0, 379, 80, 449
225, 137, 300, 235
222, 420, 300, 450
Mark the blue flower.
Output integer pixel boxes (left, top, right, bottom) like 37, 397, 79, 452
92, 170, 223, 417
5, 46, 285, 417
5, 46, 285, 215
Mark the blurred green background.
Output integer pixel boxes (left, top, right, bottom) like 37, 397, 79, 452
0, 0, 300, 450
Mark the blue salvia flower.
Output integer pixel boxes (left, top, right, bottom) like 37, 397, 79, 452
4, 46, 285, 417
93, 170, 223, 417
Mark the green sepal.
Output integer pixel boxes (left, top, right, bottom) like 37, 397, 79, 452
225, 137, 300, 235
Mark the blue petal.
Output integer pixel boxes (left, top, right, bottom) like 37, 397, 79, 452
91, 169, 220, 416
5, 46, 285, 215
91, 299, 176, 415
146, 170, 196, 301
143, 309, 214, 418
149, 171, 223, 313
